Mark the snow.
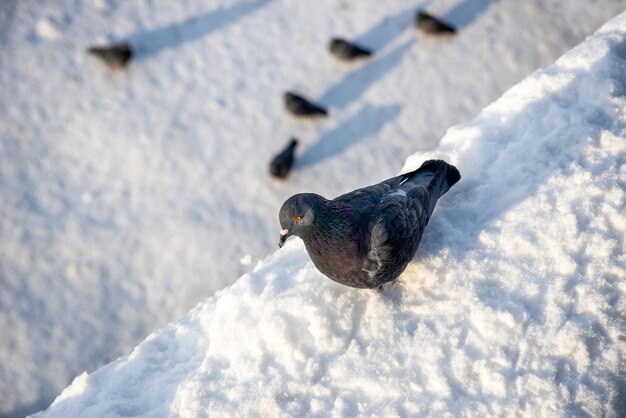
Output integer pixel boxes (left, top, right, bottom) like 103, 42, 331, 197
33, 10, 626, 417
2, 1, 626, 417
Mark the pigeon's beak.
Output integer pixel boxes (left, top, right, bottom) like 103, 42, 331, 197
278, 229, 289, 248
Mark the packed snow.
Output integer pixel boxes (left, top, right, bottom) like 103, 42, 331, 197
34, 10, 626, 417
2, 0, 626, 416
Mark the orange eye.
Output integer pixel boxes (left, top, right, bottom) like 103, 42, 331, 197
295, 215, 302, 222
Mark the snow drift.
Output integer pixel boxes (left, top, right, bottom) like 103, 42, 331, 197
36, 11, 626, 418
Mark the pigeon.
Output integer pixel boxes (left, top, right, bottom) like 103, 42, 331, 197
270, 138, 298, 179
88, 43, 133, 70
278, 159, 460, 289
415, 11, 456, 35
284, 92, 328, 117
329, 38, 372, 61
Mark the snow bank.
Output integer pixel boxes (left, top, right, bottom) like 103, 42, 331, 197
35, 11, 626, 418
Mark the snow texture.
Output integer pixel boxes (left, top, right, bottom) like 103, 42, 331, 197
1, 0, 625, 416
35, 11, 626, 418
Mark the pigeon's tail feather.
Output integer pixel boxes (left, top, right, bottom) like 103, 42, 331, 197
419, 159, 460, 197
400, 159, 460, 215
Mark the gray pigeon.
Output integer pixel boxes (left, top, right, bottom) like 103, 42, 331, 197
415, 11, 456, 35
329, 38, 372, 61
270, 138, 298, 179
88, 43, 133, 70
278, 160, 460, 289
284, 92, 328, 117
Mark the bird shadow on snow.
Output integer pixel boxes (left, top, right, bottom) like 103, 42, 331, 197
443, 0, 499, 28
353, 5, 417, 51
122, 0, 271, 59
297, 104, 402, 167
318, 40, 413, 110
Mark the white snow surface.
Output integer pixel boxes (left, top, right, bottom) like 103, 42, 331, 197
34, 11, 626, 418
2, 0, 626, 416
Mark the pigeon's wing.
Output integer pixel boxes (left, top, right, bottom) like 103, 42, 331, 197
334, 177, 402, 211
362, 192, 429, 278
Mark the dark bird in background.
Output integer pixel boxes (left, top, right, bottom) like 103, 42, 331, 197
270, 138, 298, 179
278, 160, 460, 289
415, 11, 456, 35
329, 38, 372, 61
284, 92, 328, 117
88, 43, 133, 70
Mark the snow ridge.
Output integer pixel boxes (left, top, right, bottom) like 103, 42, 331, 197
37, 12, 626, 418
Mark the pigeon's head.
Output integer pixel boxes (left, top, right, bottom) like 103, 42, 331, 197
283, 92, 299, 105
278, 193, 323, 248
415, 11, 436, 26
329, 38, 345, 51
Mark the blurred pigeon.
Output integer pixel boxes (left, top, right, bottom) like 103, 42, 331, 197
284, 92, 328, 117
415, 11, 456, 35
270, 138, 298, 179
329, 38, 372, 61
88, 43, 133, 70
278, 160, 460, 289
